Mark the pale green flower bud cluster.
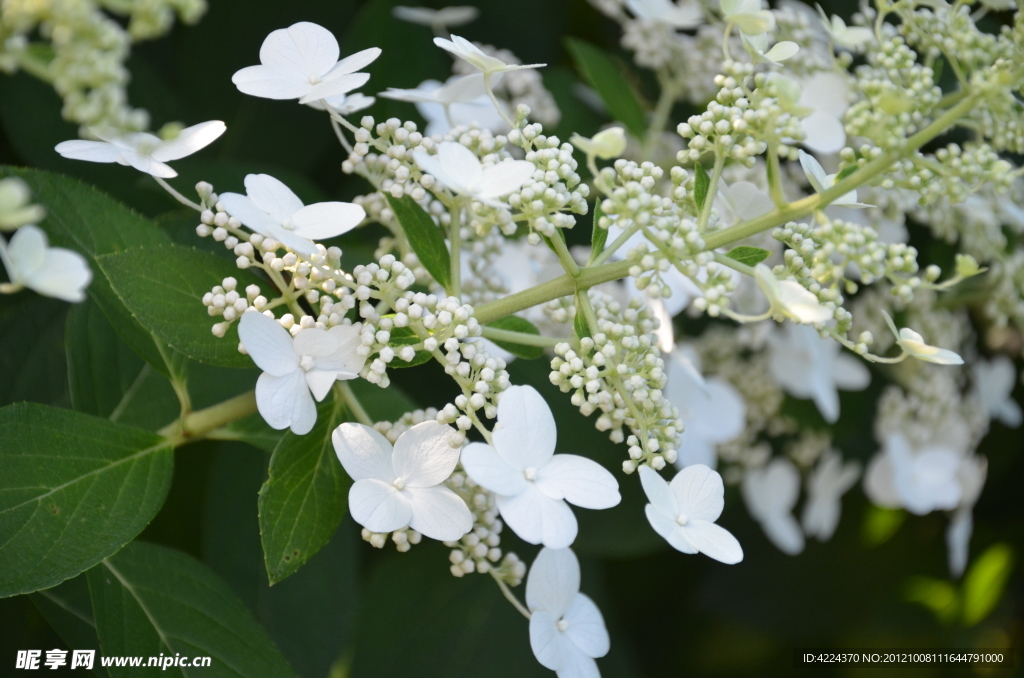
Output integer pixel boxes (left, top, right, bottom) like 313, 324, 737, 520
443, 469, 526, 585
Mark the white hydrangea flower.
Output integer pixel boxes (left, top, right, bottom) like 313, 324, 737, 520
460, 385, 621, 549
625, 0, 703, 28
219, 174, 365, 257
639, 465, 744, 563
433, 34, 545, 75
232, 22, 380, 104
767, 323, 870, 423
413, 141, 535, 206
971, 356, 1021, 427
720, 0, 775, 36
0, 225, 91, 302
665, 346, 746, 469
0, 177, 46, 231
816, 6, 873, 50
306, 92, 377, 116
801, 450, 860, 541
742, 457, 805, 555
864, 433, 963, 515
741, 32, 800, 64
798, 150, 871, 209
54, 121, 226, 178
753, 263, 833, 325
946, 455, 987, 578
526, 547, 610, 678
392, 5, 480, 30
380, 73, 490, 107
570, 127, 627, 160
796, 72, 851, 155
333, 421, 473, 541
381, 74, 507, 134
238, 310, 365, 435
881, 311, 964, 365
714, 180, 774, 227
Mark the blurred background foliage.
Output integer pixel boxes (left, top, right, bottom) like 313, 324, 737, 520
0, 0, 1021, 676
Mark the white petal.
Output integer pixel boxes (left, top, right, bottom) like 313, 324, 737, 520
437, 141, 483, 192
292, 326, 341, 358
564, 593, 609, 658
526, 546, 580, 617
638, 465, 679, 518
348, 478, 412, 533
696, 378, 747, 442
324, 47, 382, 78
119, 151, 177, 178
151, 121, 226, 162
498, 483, 577, 548
800, 111, 846, 155
798, 149, 829, 193
863, 451, 901, 508
260, 22, 339, 78
238, 311, 299, 376
832, 353, 871, 390
265, 224, 320, 257
682, 520, 744, 564
761, 511, 806, 555
303, 369, 336, 401
300, 72, 372, 104
493, 385, 557, 469
245, 173, 304, 223
528, 611, 567, 670
290, 201, 365, 240
413, 149, 455, 189
648, 508, 699, 554
392, 421, 460, 487
54, 140, 122, 164
255, 370, 316, 434
26, 247, 92, 302
733, 10, 775, 35
231, 65, 312, 100
555, 643, 601, 678
217, 192, 281, 239
478, 160, 536, 200
6, 224, 47, 279
997, 400, 1023, 428
809, 365, 841, 424
763, 40, 799, 62
405, 486, 473, 540
777, 280, 832, 324
316, 324, 366, 377
946, 509, 972, 579
727, 181, 775, 221
332, 422, 396, 482
460, 442, 526, 496
534, 455, 620, 509
675, 438, 717, 470
436, 73, 489, 104
670, 464, 725, 523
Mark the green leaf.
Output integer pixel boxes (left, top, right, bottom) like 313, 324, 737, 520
209, 413, 284, 454
0, 166, 174, 374
259, 402, 350, 584
0, 295, 70, 408
725, 246, 771, 267
31, 575, 110, 677
861, 506, 905, 548
385, 194, 451, 289
903, 576, 959, 624
204, 443, 357, 678
835, 163, 859, 183
485, 316, 545, 360
87, 541, 298, 678
962, 542, 1014, 627
384, 325, 434, 368
694, 161, 710, 213
348, 378, 418, 421
590, 202, 608, 258
95, 244, 269, 368
0, 403, 174, 597
564, 38, 647, 139
574, 308, 591, 340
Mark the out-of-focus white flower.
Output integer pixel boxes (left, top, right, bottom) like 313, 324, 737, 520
881, 311, 964, 365
219, 174, 365, 257
333, 421, 473, 541
714, 180, 774, 227
0, 225, 91, 302
798, 150, 871, 209
665, 345, 746, 469
816, 6, 873, 50
971, 356, 1021, 427
380, 73, 489, 107
796, 72, 851, 155
55, 121, 226, 178
460, 385, 620, 548
526, 547, 610, 678
381, 75, 507, 135
742, 32, 800, 64
946, 455, 987, 578
232, 22, 380, 104
754, 263, 833, 325
0, 177, 45, 231
434, 34, 545, 75
767, 323, 870, 423
721, 0, 775, 35
742, 457, 805, 554
392, 5, 480, 30
306, 92, 377, 115
570, 127, 627, 160
639, 465, 744, 563
625, 0, 704, 28
413, 141, 535, 206
238, 311, 364, 435
801, 450, 860, 541
865, 433, 962, 515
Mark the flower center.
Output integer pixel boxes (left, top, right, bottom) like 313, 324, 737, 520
676, 513, 689, 526
309, 74, 321, 85
556, 618, 569, 632
523, 467, 537, 481
299, 355, 315, 371
393, 478, 406, 490
281, 218, 295, 231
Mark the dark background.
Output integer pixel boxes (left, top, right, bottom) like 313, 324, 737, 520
1, 0, 1021, 676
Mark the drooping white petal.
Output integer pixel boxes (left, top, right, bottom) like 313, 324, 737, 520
460, 442, 528, 496
478, 160, 536, 200
260, 22, 339, 79
404, 486, 473, 541
493, 385, 558, 469
681, 520, 744, 564
150, 121, 226, 162
332, 422, 396, 483
245, 173, 305, 223
348, 478, 413, 533
761, 511, 806, 554
526, 546, 580, 617
528, 611, 567, 671
255, 370, 317, 434
798, 149, 829, 193
534, 455, 621, 509
238, 311, 299, 376
742, 458, 805, 554
304, 370, 338, 402
498, 483, 577, 548
301, 72, 372, 104
290, 202, 365, 240
392, 421, 461, 487
639, 465, 679, 518
54, 140, 124, 164
232, 65, 313, 100
217, 193, 282, 239
671, 463, 725, 523
563, 593, 610, 658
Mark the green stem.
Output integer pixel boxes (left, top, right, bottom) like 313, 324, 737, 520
698, 151, 725, 233
766, 141, 787, 208
591, 222, 640, 267
549, 233, 581, 277
158, 391, 258, 444
153, 177, 202, 212
492, 572, 531, 620
336, 380, 373, 426
451, 200, 463, 297
480, 326, 562, 348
